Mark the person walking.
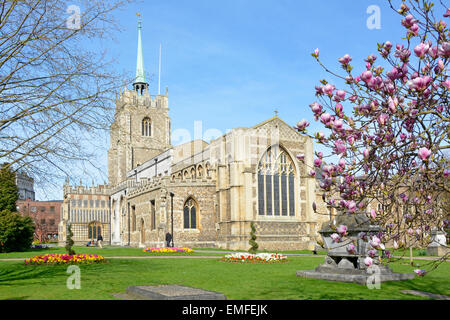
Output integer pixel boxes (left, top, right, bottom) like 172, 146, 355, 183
97, 233, 103, 248
165, 232, 172, 247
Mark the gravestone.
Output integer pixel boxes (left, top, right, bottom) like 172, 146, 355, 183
124, 285, 227, 300
297, 212, 415, 285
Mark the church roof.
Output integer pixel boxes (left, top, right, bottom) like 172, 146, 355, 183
252, 115, 304, 138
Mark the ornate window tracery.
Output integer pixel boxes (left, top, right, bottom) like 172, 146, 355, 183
183, 198, 197, 229
258, 145, 296, 217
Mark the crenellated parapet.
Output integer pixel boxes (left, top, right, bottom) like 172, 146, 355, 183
63, 183, 111, 197
127, 176, 166, 198
115, 89, 168, 112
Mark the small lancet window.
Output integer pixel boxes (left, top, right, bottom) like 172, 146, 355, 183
142, 117, 151, 136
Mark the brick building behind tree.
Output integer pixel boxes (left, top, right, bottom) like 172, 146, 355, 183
16, 199, 62, 241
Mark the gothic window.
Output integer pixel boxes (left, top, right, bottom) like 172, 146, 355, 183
88, 222, 102, 241
258, 145, 296, 217
183, 198, 197, 229
142, 117, 152, 137
132, 205, 136, 231
150, 200, 156, 230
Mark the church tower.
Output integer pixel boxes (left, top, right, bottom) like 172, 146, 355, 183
108, 18, 171, 186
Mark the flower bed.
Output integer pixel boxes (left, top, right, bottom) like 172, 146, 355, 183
25, 254, 106, 265
143, 247, 194, 253
221, 252, 288, 264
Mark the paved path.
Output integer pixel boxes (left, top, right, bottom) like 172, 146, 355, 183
401, 290, 450, 300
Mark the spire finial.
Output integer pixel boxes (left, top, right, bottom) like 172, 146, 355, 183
133, 13, 148, 95
274, 109, 279, 117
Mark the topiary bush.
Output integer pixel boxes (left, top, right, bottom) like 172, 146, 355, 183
65, 223, 76, 255
248, 222, 259, 254
0, 210, 34, 252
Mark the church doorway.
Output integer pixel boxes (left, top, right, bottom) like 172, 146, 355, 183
88, 222, 102, 243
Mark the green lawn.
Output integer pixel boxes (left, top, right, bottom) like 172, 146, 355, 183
0, 254, 448, 300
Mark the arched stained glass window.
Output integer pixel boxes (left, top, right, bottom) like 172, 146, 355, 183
183, 198, 197, 229
142, 117, 151, 136
258, 145, 296, 217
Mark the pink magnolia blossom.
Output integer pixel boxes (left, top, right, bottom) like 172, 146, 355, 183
338, 54, 352, 65
347, 135, 355, 146
363, 149, 370, 160
368, 249, 377, 258
414, 42, 430, 58
414, 269, 426, 277
330, 233, 341, 243
346, 243, 356, 254
296, 154, 305, 161
401, 14, 416, 28
361, 71, 373, 83
347, 201, 356, 213
312, 48, 319, 58
334, 140, 347, 155
377, 113, 389, 126
364, 257, 373, 267
335, 90, 346, 101
310, 102, 322, 115
408, 76, 432, 91
320, 113, 332, 124
333, 119, 343, 130
370, 236, 381, 249
309, 170, 316, 177
337, 225, 348, 236
370, 209, 377, 219
295, 119, 310, 131
438, 42, 450, 57
442, 80, 450, 90
418, 147, 432, 161
323, 84, 335, 96
313, 158, 322, 167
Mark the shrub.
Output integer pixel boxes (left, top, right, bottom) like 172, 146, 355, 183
0, 210, 34, 252
248, 222, 259, 254
417, 249, 427, 256
65, 223, 76, 255
0, 164, 19, 212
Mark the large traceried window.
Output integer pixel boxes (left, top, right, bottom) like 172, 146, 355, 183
142, 117, 152, 136
183, 198, 197, 229
258, 145, 296, 217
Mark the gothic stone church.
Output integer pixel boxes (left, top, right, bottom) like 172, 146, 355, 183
58, 21, 329, 251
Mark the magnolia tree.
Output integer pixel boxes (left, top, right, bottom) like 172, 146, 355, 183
296, 0, 449, 276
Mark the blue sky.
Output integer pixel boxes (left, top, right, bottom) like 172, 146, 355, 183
37, 0, 421, 199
